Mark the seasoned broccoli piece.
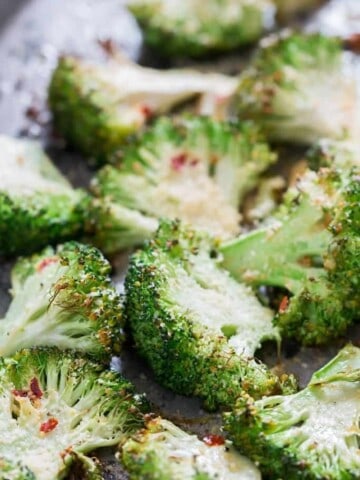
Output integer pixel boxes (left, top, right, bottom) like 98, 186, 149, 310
307, 138, 360, 170
121, 416, 260, 479
224, 344, 360, 480
274, 0, 323, 19
0, 242, 123, 359
128, 0, 275, 58
92, 116, 276, 252
0, 458, 35, 480
49, 56, 238, 164
0, 136, 91, 256
0, 348, 146, 480
221, 167, 360, 345
125, 220, 296, 411
235, 32, 360, 145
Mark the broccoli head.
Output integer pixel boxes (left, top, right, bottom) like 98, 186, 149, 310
0, 348, 146, 480
0, 242, 123, 359
121, 416, 260, 480
0, 136, 91, 256
91, 116, 276, 252
221, 167, 360, 345
48, 56, 238, 164
307, 138, 360, 170
224, 344, 360, 479
234, 32, 360, 145
128, 0, 275, 58
125, 219, 296, 411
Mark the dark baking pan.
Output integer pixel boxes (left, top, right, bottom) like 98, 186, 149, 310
0, 1, 359, 479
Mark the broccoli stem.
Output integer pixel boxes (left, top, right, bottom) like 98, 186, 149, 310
220, 197, 331, 294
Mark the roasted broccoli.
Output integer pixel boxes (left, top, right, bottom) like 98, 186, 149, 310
49, 56, 238, 164
0, 458, 36, 480
224, 344, 360, 479
221, 167, 360, 345
0, 348, 146, 480
0, 136, 91, 256
91, 116, 276, 252
307, 138, 360, 170
125, 220, 296, 411
0, 242, 123, 359
274, 0, 323, 19
121, 416, 260, 480
128, 0, 275, 58
235, 32, 359, 145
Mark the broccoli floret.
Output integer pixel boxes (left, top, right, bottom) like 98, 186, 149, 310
121, 416, 261, 480
0, 348, 146, 480
235, 32, 360, 145
91, 116, 276, 253
224, 344, 360, 479
221, 167, 360, 345
307, 138, 360, 170
48, 56, 238, 164
125, 219, 296, 411
274, 0, 322, 19
0, 242, 123, 359
128, 0, 275, 58
0, 458, 35, 480
0, 136, 91, 256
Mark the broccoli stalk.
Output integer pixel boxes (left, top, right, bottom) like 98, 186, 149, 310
224, 344, 360, 479
0, 242, 124, 359
235, 32, 360, 145
125, 219, 296, 411
0, 348, 147, 480
121, 416, 261, 480
92, 116, 276, 253
128, 0, 275, 58
0, 136, 91, 256
48, 56, 238, 164
221, 167, 360, 345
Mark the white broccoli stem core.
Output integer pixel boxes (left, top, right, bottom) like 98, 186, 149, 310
167, 251, 278, 357
0, 136, 73, 196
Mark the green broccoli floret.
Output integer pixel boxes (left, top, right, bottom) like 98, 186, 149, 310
128, 0, 275, 58
274, 0, 322, 19
221, 167, 360, 345
0, 458, 36, 480
121, 416, 261, 480
224, 344, 360, 479
91, 116, 276, 252
307, 138, 360, 170
0, 348, 147, 480
125, 219, 296, 411
0, 136, 91, 256
48, 56, 238, 164
235, 32, 359, 145
0, 242, 123, 359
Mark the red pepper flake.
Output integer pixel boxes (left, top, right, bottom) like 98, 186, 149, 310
171, 153, 187, 171
30, 378, 43, 399
11, 389, 29, 398
40, 417, 58, 434
97, 38, 117, 56
140, 104, 153, 120
203, 434, 225, 446
278, 296, 289, 314
36, 257, 58, 272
